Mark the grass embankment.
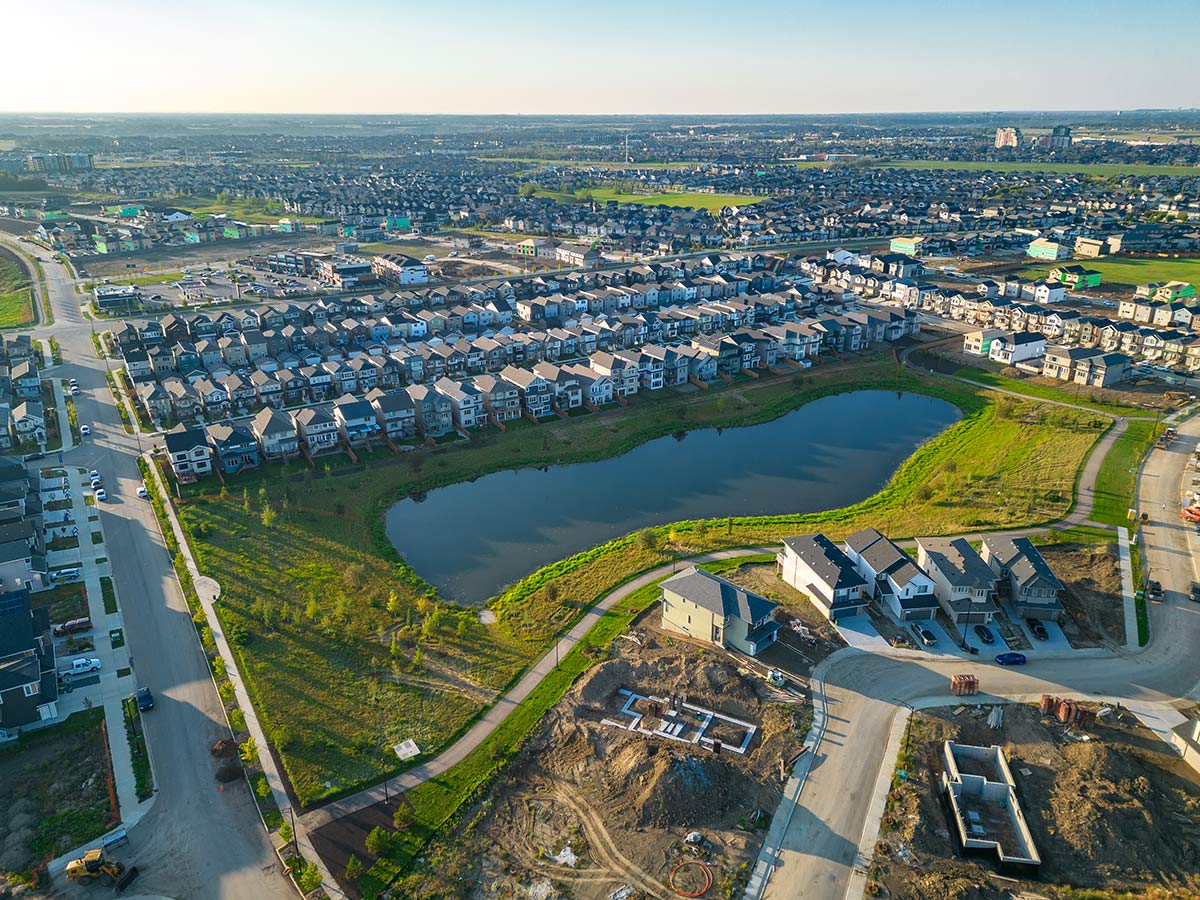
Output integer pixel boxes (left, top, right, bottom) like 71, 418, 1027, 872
121, 696, 154, 801
878, 160, 1200, 177
534, 187, 763, 211
0, 244, 35, 328
1091, 421, 1163, 527
1019, 257, 1200, 289
951, 367, 1151, 417
168, 357, 1103, 813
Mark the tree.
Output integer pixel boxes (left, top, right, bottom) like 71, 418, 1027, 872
258, 486, 268, 509
694, 519, 708, 540
392, 803, 414, 830
239, 737, 257, 764
518, 182, 538, 198
305, 598, 319, 620
296, 860, 322, 893
457, 613, 469, 638
386, 591, 402, 617
412, 645, 423, 670
637, 529, 660, 552
242, 487, 250, 515
260, 504, 276, 528
278, 821, 293, 844
365, 825, 392, 857
344, 854, 362, 881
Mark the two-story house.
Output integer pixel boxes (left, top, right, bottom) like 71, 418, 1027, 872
777, 534, 869, 622
659, 566, 780, 657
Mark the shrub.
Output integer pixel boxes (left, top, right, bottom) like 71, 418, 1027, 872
239, 737, 257, 765
345, 854, 362, 880
365, 825, 392, 857
296, 860, 321, 893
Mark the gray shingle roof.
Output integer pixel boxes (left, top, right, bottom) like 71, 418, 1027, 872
661, 566, 776, 625
781, 534, 868, 591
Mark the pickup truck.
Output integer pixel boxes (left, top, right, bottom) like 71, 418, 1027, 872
64, 658, 102, 678
53, 617, 93, 637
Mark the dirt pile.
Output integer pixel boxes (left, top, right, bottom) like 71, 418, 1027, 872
211, 738, 236, 758
1048, 742, 1200, 877
599, 740, 756, 829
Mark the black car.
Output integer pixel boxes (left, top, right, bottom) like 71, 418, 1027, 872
1147, 580, 1164, 603
973, 624, 995, 645
135, 687, 154, 711
1026, 618, 1049, 640
1190, 582, 1200, 603
910, 623, 937, 647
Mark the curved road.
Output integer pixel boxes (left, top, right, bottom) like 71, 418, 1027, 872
3, 236, 293, 900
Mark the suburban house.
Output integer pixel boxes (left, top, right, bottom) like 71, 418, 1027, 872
988, 332, 1046, 366
0, 519, 47, 593
206, 422, 260, 474
659, 566, 780, 657
777, 534, 869, 622
0, 588, 58, 734
332, 394, 380, 446
916, 537, 998, 625
293, 406, 340, 456
842, 528, 938, 622
163, 424, 213, 482
9, 402, 45, 446
963, 328, 1005, 357
367, 388, 418, 440
980, 536, 1064, 622
252, 407, 300, 461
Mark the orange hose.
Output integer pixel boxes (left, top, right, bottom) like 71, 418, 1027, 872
669, 860, 713, 897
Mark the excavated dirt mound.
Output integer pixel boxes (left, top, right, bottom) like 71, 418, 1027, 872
211, 738, 236, 758
574, 654, 763, 718
599, 739, 756, 829
214, 761, 243, 782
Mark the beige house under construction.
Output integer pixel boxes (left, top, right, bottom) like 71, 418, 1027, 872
659, 566, 780, 656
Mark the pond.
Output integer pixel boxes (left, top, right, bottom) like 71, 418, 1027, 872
385, 390, 961, 604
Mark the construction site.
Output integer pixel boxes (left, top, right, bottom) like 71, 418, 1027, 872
872, 701, 1200, 900
396, 601, 822, 900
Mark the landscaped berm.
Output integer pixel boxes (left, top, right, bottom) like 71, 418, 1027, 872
164, 357, 1107, 820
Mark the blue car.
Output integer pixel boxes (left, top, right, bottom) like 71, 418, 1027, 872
995, 652, 1027, 667
135, 687, 154, 711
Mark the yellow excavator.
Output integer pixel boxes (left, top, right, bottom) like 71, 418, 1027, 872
65, 848, 138, 889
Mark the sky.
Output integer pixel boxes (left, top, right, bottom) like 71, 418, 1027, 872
1, 0, 1196, 115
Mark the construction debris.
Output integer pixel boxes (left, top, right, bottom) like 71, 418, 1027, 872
1040, 695, 1098, 728
950, 674, 979, 696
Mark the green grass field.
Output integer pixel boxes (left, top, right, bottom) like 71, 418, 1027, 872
177, 196, 327, 225
1018, 257, 1200, 289
878, 160, 1200, 177
534, 187, 762, 211
0, 246, 35, 329
168, 358, 1105, 813
951, 367, 1150, 417
1091, 420, 1163, 527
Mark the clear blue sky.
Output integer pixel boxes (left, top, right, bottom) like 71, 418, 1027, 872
2, 0, 1196, 114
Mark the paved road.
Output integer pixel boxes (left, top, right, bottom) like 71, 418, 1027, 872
4, 237, 292, 900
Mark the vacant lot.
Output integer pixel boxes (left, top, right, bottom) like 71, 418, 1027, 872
1042, 539, 1125, 646
0, 245, 35, 329
875, 703, 1200, 900
172, 362, 1102, 808
175, 195, 327, 225
0, 709, 116, 882
535, 187, 763, 211
879, 159, 1200, 177
79, 232, 328, 279
1020, 256, 1200, 289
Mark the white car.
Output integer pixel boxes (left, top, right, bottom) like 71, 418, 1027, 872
70, 386, 80, 396
89, 470, 101, 481
79, 424, 91, 436
68, 378, 78, 387
136, 485, 149, 499
94, 488, 107, 502
65, 657, 101, 677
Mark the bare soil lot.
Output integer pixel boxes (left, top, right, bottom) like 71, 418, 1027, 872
0, 709, 116, 885
1041, 541, 1125, 647
77, 232, 329, 279
387, 625, 813, 900
874, 703, 1200, 900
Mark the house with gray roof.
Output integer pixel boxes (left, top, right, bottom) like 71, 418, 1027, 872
777, 533, 869, 622
843, 528, 938, 622
659, 566, 779, 657
916, 537, 999, 625
0, 589, 58, 734
980, 536, 1064, 621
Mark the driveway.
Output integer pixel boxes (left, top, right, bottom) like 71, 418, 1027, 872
833, 614, 891, 652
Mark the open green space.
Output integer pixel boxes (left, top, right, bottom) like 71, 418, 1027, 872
476, 156, 701, 170
951, 367, 1151, 417
0, 709, 115, 881
86, 271, 190, 289
175, 195, 327, 225
877, 160, 1200, 177
165, 356, 1105, 817
0, 245, 35, 329
534, 187, 763, 211
1091, 420, 1163, 527
1018, 256, 1200, 289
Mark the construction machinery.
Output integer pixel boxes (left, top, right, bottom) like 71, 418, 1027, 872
65, 849, 138, 889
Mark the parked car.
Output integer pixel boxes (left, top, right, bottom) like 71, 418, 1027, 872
94, 488, 107, 502
1147, 580, 1164, 602
70, 386, 80, 396
994, 652, 1027, 667
88, 470, 101, 481
1190, 582, 1200, 603
910, 623, 937, 647
68, 378, 78, 387
79, 424, 91, 436
135, 687, 154, 711
53, 616, 93, 637
136, 485, 149, 499
1026, 618, 1049, 640
65, 657, 102, 677
973, 624, 995, 645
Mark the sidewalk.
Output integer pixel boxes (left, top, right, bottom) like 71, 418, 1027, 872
44, 466, 154, 874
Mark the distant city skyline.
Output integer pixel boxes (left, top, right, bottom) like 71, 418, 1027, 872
2, 0, 1197, 116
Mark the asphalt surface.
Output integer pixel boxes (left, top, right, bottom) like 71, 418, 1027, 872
4, 237, 293, 900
